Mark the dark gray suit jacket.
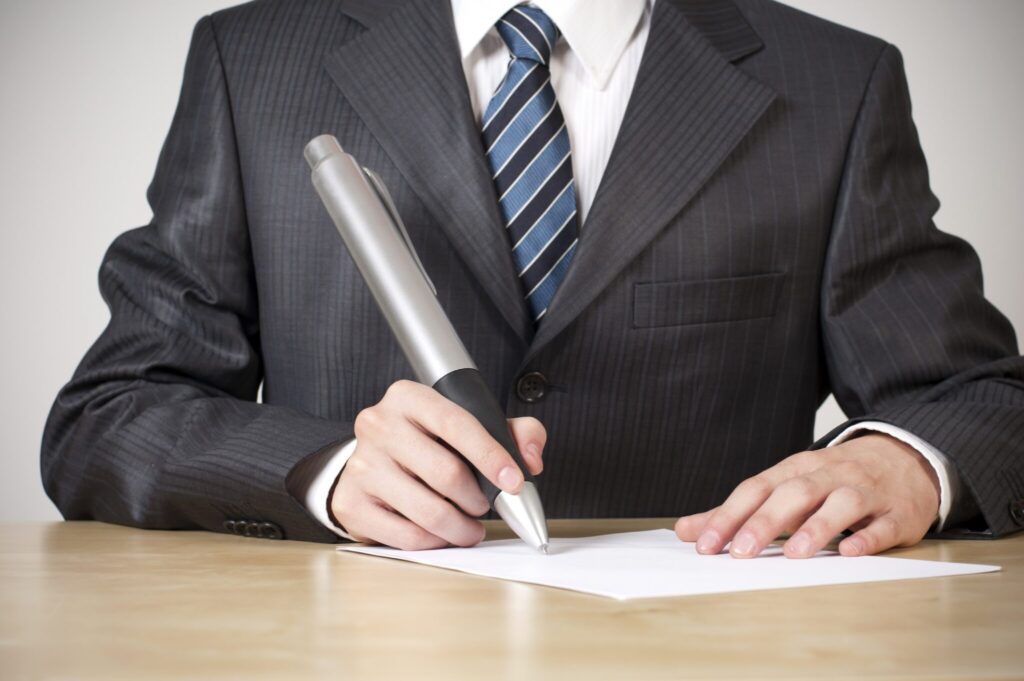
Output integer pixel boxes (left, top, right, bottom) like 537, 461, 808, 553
41, 0, 1024, 542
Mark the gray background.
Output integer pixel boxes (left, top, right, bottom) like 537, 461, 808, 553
1, 0, 1021, 521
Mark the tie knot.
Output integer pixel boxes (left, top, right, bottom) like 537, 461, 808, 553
496, 6, 559, 65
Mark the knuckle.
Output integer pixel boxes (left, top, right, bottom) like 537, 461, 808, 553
833, 485, 867, 513
353, 457, 387, 487
331, 501, 353, 524
779, 477, 818, 506
875, 515, 901, 540
703, 512, 733, 535
353, 407, 382, 439
834, 460, 869, 484
896, 499, 919, 518
734, 478, 758, 498
787, 450, 816, 466
438, 405, 468, 435
739, 476, 772, 499
346, 455, 372, 478
417, 502, 452, 534
800, 519, 829, 542
386, 379, 416, 399
331, 494, 360, 526
782, 451, 818, 473
435, 457, 467, 489
352, 410, 370, 439
479, 444, 510, 468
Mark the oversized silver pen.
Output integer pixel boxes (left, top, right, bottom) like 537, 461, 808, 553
304, 134, 550, 553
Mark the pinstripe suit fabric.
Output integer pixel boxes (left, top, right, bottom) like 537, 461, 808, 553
41, 0, 1024, 542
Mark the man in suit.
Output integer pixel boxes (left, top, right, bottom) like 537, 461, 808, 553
42, 0, 1024, 558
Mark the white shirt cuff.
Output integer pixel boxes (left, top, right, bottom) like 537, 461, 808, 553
292, 438, 359, 540
828, 422, 958, 532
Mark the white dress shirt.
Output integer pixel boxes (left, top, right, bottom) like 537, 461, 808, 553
288, 0, 961, 540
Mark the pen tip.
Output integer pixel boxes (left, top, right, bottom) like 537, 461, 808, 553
539, 543, 549, 555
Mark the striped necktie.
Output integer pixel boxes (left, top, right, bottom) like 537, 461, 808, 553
482, 5, 579, 324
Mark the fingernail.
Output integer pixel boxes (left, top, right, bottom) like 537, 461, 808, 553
696, 530, 719, 554
498, 465, 523, 492
731, 532, 757, 558
844, 538, 865, 556
787, 532, 813, 557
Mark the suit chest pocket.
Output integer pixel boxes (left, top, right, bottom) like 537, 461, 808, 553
632, 272, 786, 328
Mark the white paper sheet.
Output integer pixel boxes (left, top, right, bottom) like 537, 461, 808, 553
338, 529, 1000, 600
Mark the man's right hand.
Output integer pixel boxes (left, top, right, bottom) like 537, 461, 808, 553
330, 380, 546, 550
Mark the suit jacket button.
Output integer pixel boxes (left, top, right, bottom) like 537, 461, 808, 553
241, 521, 257, 537
223, 520, 236, 533
259, 522, 284, 540
1010, 500, 1024, 526
516, 372, 547, 404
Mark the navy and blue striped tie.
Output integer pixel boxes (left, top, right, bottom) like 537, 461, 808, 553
482, 6, 579, 324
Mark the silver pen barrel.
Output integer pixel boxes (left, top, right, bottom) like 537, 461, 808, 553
304, 135, 474, 385
305, 134, 549, 553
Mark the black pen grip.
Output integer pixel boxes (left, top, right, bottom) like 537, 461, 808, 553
431, 368, 535, 505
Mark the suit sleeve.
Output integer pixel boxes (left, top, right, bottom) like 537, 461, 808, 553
40, 16, 351, 543
815, 43, 1024, 537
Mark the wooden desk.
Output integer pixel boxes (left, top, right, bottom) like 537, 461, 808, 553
1, 520, 1021, 680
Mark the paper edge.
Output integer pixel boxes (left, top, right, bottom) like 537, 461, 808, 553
336, 534, 1002, 601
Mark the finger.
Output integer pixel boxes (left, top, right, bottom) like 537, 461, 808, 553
507, 417, 547, 475
384, 422, 490, 517
694, 452, 830, 556
839, 514, 904, 557
387, 381, 525, 494
784, 485, 874, 558
674, 508, 718, 542
365, 460, 486, 548
729, 471, 835, 558
694, 468, 794, 555
343, 496, 450, 551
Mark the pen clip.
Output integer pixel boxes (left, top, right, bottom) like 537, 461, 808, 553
362, 167, 437, 297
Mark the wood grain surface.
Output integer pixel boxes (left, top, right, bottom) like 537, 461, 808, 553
1, 520, 1021, 680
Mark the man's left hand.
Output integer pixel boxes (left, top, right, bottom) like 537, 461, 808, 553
675, 433, 940, 558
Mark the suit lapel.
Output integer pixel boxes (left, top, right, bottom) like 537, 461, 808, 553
325, 0, 533, 344
526, 0, 777, 358
326, 0, 776, 355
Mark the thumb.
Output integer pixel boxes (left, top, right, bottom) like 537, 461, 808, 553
507, 416, 547, 476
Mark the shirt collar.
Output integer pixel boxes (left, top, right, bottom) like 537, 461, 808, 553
451, 0, 651, 90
